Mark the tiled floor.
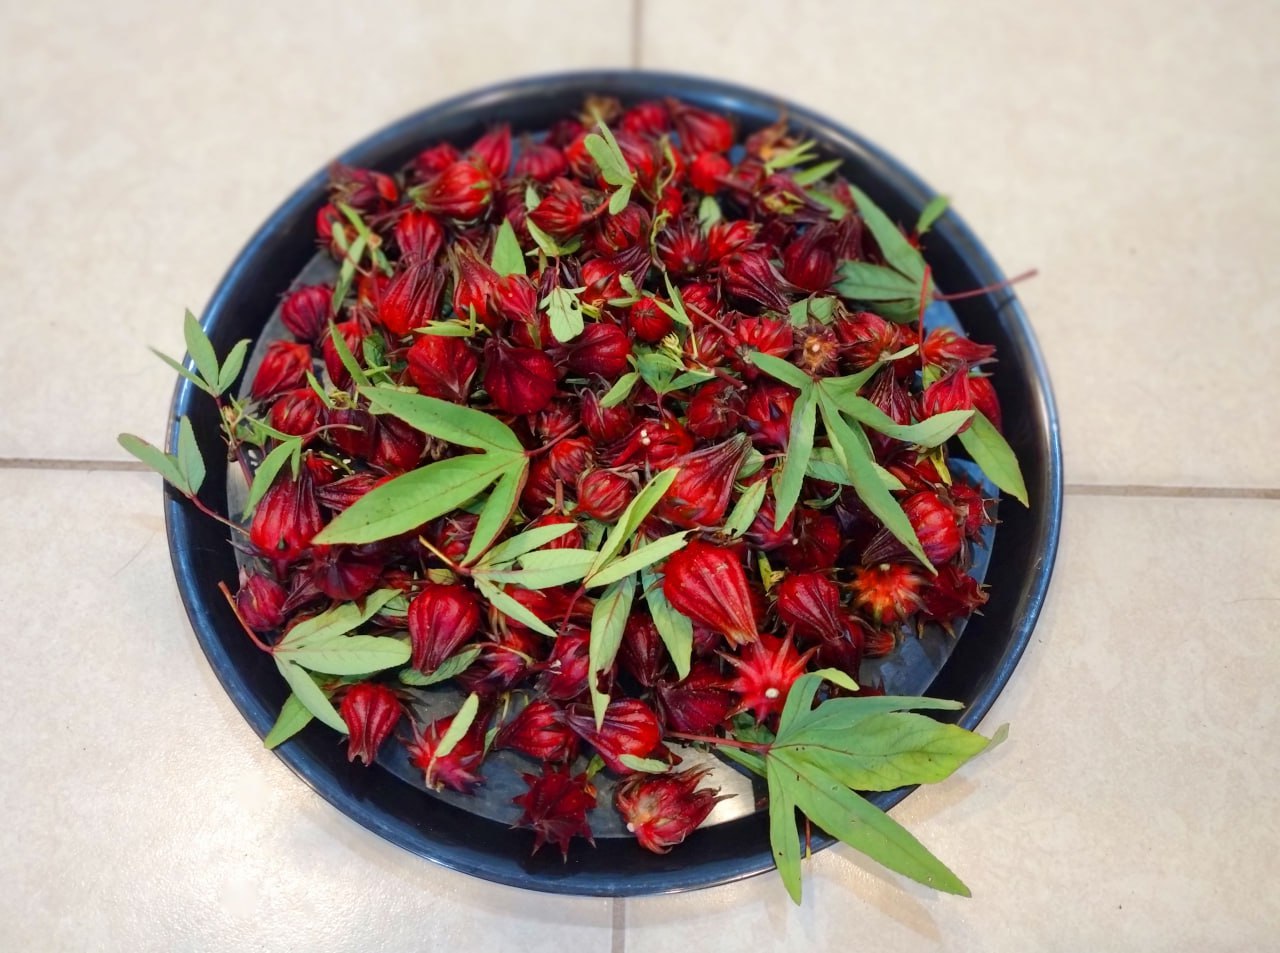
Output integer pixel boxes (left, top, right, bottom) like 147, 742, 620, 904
3, 1, 1277, 950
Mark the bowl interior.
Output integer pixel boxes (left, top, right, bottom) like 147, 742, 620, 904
166, 70, 1062, 896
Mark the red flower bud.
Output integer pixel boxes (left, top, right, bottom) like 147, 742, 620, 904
514, 141, 568, 182
706, 220, 759, 262
865, 366, 914, 458
656, 184, 684, 221
410, 142, 461, 181
528, 178, 598, 238
547, 436, 595, 484
579, 246, 647, 311
627, 296, 675, 343
483, 340, 557, 415
339, 683, 401, 766
615, 767, 725, 854
968, 375, 1003, 431
521, 456, 559, 515
375, 259, 444, 338
321, 320, 364, 389
309, 544, 385, 601
668, 99, 735, 154
745, 488, 795, 552
328, 163, 398, 213
920, 369, 974, 427
948, 482, 993, 541
731, 315, 793, 377
851, 562, 925, 624
323, 405, 376, 460
653, 663, 735, 734
794, 326, 842, 376
920, 564, 988, 631
689, 151, 732, 194
408, 583, 482, 673
370, 414, 426, 473
249, 463, 325, 568
512, 766, 597, 858
427, 512, 479, 565
457, 627, 543, 697
725, 633, 816, 723
315, 202, 352, 258
280, 285, 332, 342
656, 217, 708, 276
451, 248, 501, 330
393, 208, 444, 263
314, 471, 385, 513
743, 382, 797, 450
581, 389, 634, 443
922, 327, 996, 371
685, 378, 745, 440
415, 159, 494, 220
530, 399, 577, 442
235, 572, 285, 631
679, 281, 721, 323
619, 615, 666, 687
720, 249, 795, 313
251, 341, 311, 400
776, 572, 846, 642
405, 333, 479, 404
495, 700, 579, 763
492, 274, 539, 324
781, 508, 842, 572
469, 124, 512, 178
407, 709, 489, 793
590, 203, 650, 256
575, 468, 634, 522
611, 417, 694, 468
835, 310, 908, 372
621, 100, 671, 137
563, 322, 632, 379
269, 388, 323, 438
781, 225, 838, 293
809, 615, 866, 678
657, 434, 751, 529
862, 625, 899, 659
536, 625, 592, 701
564, 699, 665, 774
662, 540, 759, 647
524, 513, 584, 551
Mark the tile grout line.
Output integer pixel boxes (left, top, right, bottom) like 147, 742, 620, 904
0, 458, 151, 472
611, 898, 626, 953
629, 0, 643, 68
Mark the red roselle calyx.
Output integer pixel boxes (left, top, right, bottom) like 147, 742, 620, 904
406, 334, 479, 404
483, 340, 557, 415
615, 767, 726, 854
662, 541, 759, 647
408, 583, 482, 673
339, 683, 401, 765
776, 572, 846, 642
495, 700, 578, 763
656, 434, 751, 529
280, 285, 333, 342
564, 699, 665, 774
512, 766, 597, 858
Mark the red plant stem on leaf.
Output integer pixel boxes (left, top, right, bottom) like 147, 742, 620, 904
187, 492, 246, 534
933, 268, 1038, 302
217, 580, 274, 653
668, 731, 769, 753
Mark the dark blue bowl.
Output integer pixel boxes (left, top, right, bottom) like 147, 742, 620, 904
165, 70, 1062, 896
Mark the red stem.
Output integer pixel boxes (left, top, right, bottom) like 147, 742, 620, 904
187, 493, 247, 535
933, 268, 1038, 302
668, 731, 769, 753
217, 581, 274, 653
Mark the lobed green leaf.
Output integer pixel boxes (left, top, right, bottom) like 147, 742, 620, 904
957, 411, 1029, 506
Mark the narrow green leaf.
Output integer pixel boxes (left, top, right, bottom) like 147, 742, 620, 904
525, 218, 578, 258
915, 195, 950, 235
477, 522, 578, 568
183, 309, 220, 390
474, 576, 556, 637
491, 219, 527, 277
275, 658, 347, 734
414, 321, 475, 337
434, 693, 480, 759
818, 391, 932, 570
398, 645, 483, 686
327, 318, 370, 389
957, 411, 1029, 506
642, 567, 692, 680
806, 188, 849, 220
845, 184, 926, 282
747, 351, 812, 390
313, 455, 503, 546
149, 347, 215, 396
587, 531, 689, 589
821, 387, 973, 448
618, 755, 670, 774
263, 693, 314, 749
242, 437, 303, 517
806, 448, 905, 492
589, 575, 636, 726
833, 261, 922, 303
661, 273, 694, 327
790, 158, 842, 187
544, 287, 585, 343
697, 195, 722, 230
463, 461, 528, 564
667, 369, 715, 391
332, 234, 366, 313
775, 669, 861, 732
590, 468, 680, 575
767, 761, 805, 904
788, 299, 809, 327
795, 696, 965, 734
608, 184, 632, 215
484, 548, 596, 589
277, 634, 411, 676
763, 139, 818, 173
780, 758, 969, 896
723, 479, 768, 538
117, 433, 189, 495
820, 364, 883, 402
361, 385, 523, 454
217, 339, 251, 395
275, 589, 401, 651
717, 745, 767, 778
599, 371, 639, 409
772, 385, 817, 528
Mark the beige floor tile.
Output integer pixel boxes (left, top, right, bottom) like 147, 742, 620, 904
1, 0, 631, 463
639, 0, 1280, 488
0, 469, 612, 952
626, 494, 1280, 951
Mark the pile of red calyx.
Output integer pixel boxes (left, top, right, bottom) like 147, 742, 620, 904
125, 94, 1029, 885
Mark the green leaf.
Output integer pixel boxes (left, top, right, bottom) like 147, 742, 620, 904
795, 695, 965, 734
747, 352, 812, 390
818, 391, 932, 570
833, 261, 922, 303
477, 522, 578, 568
618, 754, 671, 774
117, 433, 190, 495
491, 219, 527, 277
242, 437, 303, 518
958, 411, 1029, 506
718, 744, 767, 777
589, 575, 636, 726
763, 139, 819, 173
484, 548, 597, 589
767, 761, 805, 904
314, 453, 510, 545
263, 693, 314, 749
360, 385, 523, 454
661, 273, 694, 327
819, 364, 883, 403
399, 645, 483, 686
772, 384, 817, 529
149, 347, 215, 397
790, 158, 842, 187
327, 318, 370, 389
275, 658, 347, 734
589, 468, 680, 575
587, 531, 689, 589
525, 218, 579, 258
599, 371, 639, 409
821, 388, 973, 448
806, 448, 905, 493
277, 634, 411, 676
585, 122, 636, 189
845, 184, 925, 282
608, 184, 633, 215
915, 195, 950, 235
474, 576, 556, 638
788, 299, 809, 327
337, 203, 392, 276
414, 321, 476, 337
543, 287, 585, 343
332, 233, 366, 313
697, 195, 723, 230
274, 589, 402, 651
217, 339, 251, 395
642, 567, 692, 680
805, 188, 849, 220
174, 416, 205, 495
434, 693, 480, 759
183, 309, 220, 391
809, 296, 837, 322
723, 479, 768, 538
463, 461, 528, 564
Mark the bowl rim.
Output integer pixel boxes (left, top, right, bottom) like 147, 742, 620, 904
164, 68, 1063, 896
